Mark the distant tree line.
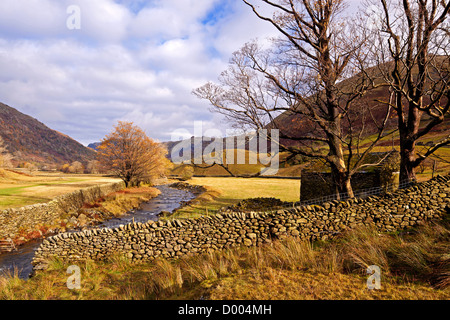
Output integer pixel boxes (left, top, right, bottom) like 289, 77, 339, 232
58, 160, 106, 174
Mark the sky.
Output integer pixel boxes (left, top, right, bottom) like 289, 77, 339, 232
0, 0, 361, 146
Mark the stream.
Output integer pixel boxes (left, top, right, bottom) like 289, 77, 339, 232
0, 184, 195, 279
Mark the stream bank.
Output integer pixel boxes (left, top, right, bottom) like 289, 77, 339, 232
0, 184, 196, 279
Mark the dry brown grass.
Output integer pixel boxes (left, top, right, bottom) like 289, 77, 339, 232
1, 214, 448, 300
85, 186, 161, 217
168, 177, 301, 219
164, 185, 222, 220
207, 269, 449, 300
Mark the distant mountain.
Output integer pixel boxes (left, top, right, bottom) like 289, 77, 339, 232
162, 132, 273, 162
88, 142, 101, 151
0, 102, 96, 167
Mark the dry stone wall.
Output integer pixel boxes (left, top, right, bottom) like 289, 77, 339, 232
0, 182, 125, 240
301, 171, 382, 201
32, 175, 450, 271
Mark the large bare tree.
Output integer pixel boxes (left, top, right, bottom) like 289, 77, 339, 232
194, 0, 393, 198
364, 0, 450, 183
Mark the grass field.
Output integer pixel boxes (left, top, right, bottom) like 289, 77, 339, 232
0, 169, 121, 210
167, 177, 301, 219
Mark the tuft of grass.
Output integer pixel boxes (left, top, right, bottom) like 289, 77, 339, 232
338, 226, 391, 275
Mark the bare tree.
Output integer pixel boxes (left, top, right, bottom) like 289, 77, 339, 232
364, 0, 450, 183
68, 161, 84, 174
24, 162, 38, 174
85, 160, 101, 174
194, 0, 392, 198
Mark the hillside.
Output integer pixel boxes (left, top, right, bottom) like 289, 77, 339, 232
162, 134, 262, 161
164, 134, 282, 177
0, 102, 96, 167
270, 58, 450, 150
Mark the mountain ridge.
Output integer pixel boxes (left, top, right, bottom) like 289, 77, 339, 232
0, 102, 96, 167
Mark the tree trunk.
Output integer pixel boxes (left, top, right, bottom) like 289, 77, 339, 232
344, 178, 354, 199
328, 126, 355, 199
330, 163, 354, 199
399, 137, 417, 184
432, 160, 437, 178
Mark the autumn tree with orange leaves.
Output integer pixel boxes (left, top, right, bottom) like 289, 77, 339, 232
97, 121, 169, 187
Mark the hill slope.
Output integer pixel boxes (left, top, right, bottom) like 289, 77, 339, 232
0, 102, 96, 167
269, 59, 450, 150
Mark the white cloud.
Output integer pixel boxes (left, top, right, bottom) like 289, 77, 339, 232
0, 0, 361, 146
74, 0, 132, 43
209, 1, 279, 58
